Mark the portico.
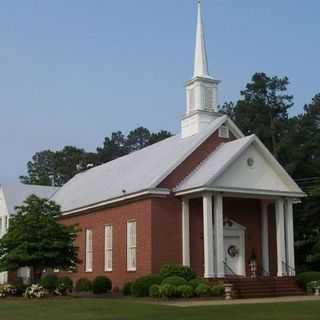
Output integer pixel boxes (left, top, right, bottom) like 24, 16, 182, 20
180, 192, 297, 279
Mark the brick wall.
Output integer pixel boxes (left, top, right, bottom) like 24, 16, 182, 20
158, 131, 234, 189
150, 195, 182, 273
58, 198, 153, 289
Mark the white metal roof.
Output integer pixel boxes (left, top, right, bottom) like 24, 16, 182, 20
0, 183, 59, 215
51, 116, 231, 213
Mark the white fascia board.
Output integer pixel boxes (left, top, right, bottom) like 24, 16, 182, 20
61, 188, 170, 216
225, 118, 245, 139
175, 186, 306, 199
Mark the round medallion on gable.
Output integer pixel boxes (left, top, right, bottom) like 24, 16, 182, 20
247, 157, 255, 168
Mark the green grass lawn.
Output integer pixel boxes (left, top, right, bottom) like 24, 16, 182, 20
0, 298, 319, 320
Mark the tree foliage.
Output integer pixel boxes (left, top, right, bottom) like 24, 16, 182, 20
0, 195, 79, 282
220, 72, 293, 158
20, 127, 172, 186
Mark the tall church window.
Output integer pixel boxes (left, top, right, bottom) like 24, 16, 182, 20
127, 221, 136, 271
104, 225, 113, 272
85, 229, 93, 272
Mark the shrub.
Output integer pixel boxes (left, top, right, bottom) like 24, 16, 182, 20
211, 284, 225, 297
195, 283, 211, 297
189, 278, 208, 289
296, 272, 320, 289
40, 274, 59, 292
162, 276, 188, 287
57, 276, 73, 295
149, 284, 161, 298
122, 282, 132, 296
75, 278, 93, 292
131, 274, 163, 297
177, 285, 194, 298
160, 264, 196, 281
92, 276, 112, 294
160, 284, 177, 299
24, 284, 48, 299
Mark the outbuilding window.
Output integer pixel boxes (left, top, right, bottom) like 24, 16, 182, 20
85, 229, 93, 272
127, 221, 137, 271
104, 225, 113, 272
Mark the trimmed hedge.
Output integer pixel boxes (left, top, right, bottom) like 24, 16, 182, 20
177, 284, 194, 298
131, 274, 163, 297
160, 264, 196, 281
149, 284, 161, 298
195, 283, 211, 297
122, 282, 132, 296
296, 272, 320, 289
57, 276, 73, 295
211, 284, 225, 297
40, 274, 59, 292
75, 278, 92, 292
160, 284, 177, 298
92, 276, 112, 294
189, 278, 207, 289
161, 276, 188, 287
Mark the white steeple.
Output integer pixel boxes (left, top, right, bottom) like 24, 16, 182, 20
181, 0, 221, 138
194, 0, 209, 78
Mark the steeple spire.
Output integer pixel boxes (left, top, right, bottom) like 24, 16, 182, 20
181, 0, 221, 138
193, 0, 210, 78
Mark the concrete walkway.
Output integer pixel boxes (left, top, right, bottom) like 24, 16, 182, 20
160, 295, 320, 308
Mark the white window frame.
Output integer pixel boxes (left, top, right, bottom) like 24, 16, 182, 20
85, 229, 93, 272
127, 220, 137, 272
104, 225, 113, 272
218, 125, 230, 139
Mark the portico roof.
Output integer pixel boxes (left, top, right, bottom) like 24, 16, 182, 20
175, 135, 305, 198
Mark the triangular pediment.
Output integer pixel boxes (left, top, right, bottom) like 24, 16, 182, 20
176, 135, 304, 197
211, 142, 301, 194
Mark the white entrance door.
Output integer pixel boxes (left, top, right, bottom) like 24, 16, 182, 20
224, 236, 242, 275
223, 221, 246, 276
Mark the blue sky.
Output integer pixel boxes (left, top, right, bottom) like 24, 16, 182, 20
0, 0, 319, 183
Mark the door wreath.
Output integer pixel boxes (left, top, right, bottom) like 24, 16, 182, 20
227, 245, 239, 258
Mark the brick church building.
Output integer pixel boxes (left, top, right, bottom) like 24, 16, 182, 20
51, 1, 305, 290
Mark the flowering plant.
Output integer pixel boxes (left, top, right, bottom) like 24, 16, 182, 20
307, 280, 320, 294
24, 284, 48, 299
0, 284, 18, 298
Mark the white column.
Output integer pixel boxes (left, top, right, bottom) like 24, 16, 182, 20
285, 199, 296, 276
203, 193, 214, 278
275, 198, 286, 277
214, 193, 224, 278
182, 198, 190, 267
261, 202, 270, 276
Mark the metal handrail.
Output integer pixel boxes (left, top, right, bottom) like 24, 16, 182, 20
282, 261, 296, 276
223, 260, 239, 277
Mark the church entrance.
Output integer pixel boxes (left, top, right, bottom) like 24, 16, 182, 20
223, 221, 246, 276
